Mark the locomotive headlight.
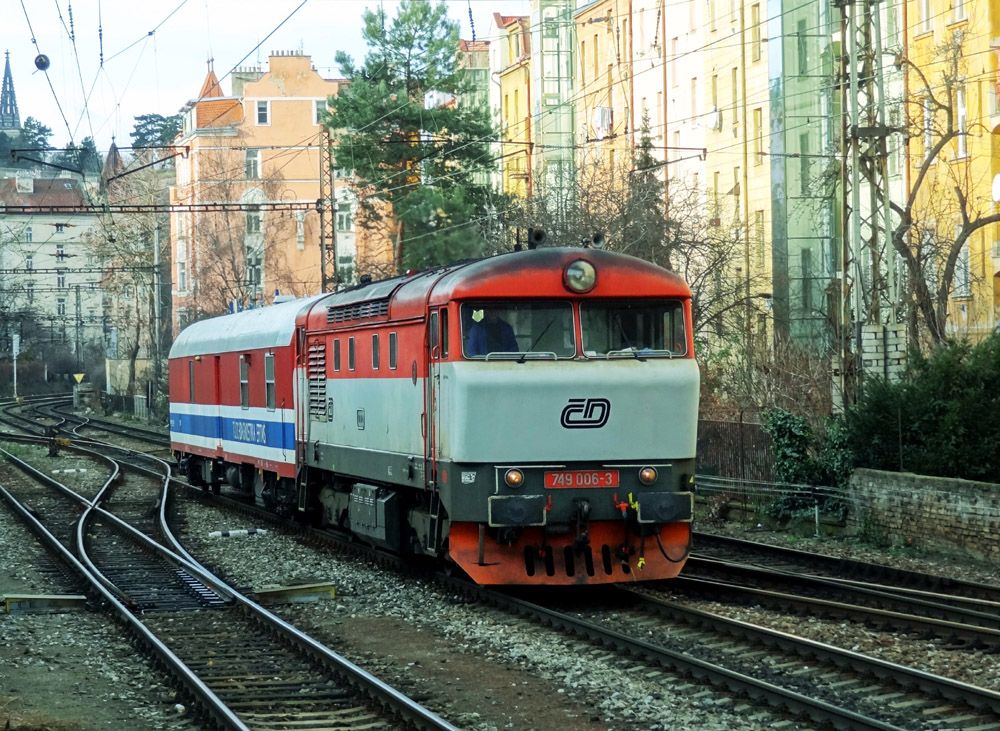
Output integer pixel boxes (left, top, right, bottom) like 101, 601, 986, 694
638, 466, 658, 485
564, 259, 597, 293
504, 468, 525, 489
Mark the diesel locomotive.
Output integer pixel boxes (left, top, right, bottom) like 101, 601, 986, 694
168, 247, 699, 585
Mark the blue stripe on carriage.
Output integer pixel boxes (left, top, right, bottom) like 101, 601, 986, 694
169, 411, 296, 449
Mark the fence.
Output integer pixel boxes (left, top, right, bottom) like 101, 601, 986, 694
697, 418, 775, 482
695, 473, 853, 536
101, 392, 150, 421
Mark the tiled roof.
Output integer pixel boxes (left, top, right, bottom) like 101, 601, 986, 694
0, 177, 85, 207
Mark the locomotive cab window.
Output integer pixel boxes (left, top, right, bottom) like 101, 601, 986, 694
348, 337, 356, 371
188, 361, 195, 401
372, 334, 380, 370
461, 301, 574, 358
239, 355, 250, 409
581, 300, 687, 357
389, 332, 397, 369
332, 339, 341, 372
264, 352, 275, 410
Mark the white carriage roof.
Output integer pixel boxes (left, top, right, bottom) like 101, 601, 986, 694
169, 294, 329, 358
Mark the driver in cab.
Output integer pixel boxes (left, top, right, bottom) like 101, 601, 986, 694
466, 309, 518, 356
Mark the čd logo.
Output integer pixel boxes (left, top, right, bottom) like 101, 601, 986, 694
560, 398, 611, 429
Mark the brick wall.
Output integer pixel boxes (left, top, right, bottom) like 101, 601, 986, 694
849, 469, 1000, 561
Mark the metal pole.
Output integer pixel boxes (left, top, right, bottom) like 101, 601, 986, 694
152, 225, 162, 395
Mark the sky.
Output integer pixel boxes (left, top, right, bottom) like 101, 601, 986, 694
3, 0, 528, 153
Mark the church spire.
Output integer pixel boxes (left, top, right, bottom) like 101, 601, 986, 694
0, 51, 20, 132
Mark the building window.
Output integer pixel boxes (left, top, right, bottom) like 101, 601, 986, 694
348, 336, 356, 371
753, 108, 763, 164
55, 223, 65, 233
265, 352, 275, 410
189, 361, 195, 402
26, 284, 34, 302
25, 254, 33, 270
956, 85, 967, 158
240, 355, 249, 409
314, 99, 325, 125
333, 338, 341, 371
245, 148, 261, 179
796, 20, 808, 75
731, 68, 739, 127
24, 226, 32, 243
751, 4, 761, 61
755, 210, 766, 267
56, 243, 65, 261
57, 298, 66, 316
389, 332, 397, 369
690, 77, 697, 120
56, 269, 66, 289
923, 96, 933, 159
919, 0, 930, 31
372, 333, 380, 370
336, 203, 352, 232
799, 134, 810, 195
246, 205, 261, 234
801, 248, 813, 311
955, 239, 970, 297
256, 100, 269, 125
951, 0, 965, 22
177, 261, 188, 292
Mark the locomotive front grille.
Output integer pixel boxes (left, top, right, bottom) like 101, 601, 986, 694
307, 342, 326, 419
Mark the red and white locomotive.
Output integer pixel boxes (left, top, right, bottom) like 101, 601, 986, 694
168, 247, 699, 585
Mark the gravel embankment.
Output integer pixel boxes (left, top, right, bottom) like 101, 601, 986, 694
178, 498, 797, 731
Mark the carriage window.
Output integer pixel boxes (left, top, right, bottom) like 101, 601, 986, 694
239, 355, 250, 409
372, 334, 380, 370
264, 352, 275, 410
333, 339, 341, 372
440, 310, 449, 357
461, 301, 575, 358
429, 311, 439, 351
581, 300, 687, 357
389, 332, 397, 369
348, 337, 356, 371
188, 361, 195, 401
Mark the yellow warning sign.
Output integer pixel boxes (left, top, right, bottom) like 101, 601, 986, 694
73, 373, 85, 383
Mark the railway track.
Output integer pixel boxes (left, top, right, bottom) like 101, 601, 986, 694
10, 405, 1000, 729
170, 484, 1000, 730
693, 532, 1000, 607
674, 558, 1000, 648
0, 429, 456, 730
499, 585, 1000, 731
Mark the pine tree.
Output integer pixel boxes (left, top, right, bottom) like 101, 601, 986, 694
325, 0, 494, 272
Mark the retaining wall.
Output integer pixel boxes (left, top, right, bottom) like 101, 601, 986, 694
849, 469, 1000, 561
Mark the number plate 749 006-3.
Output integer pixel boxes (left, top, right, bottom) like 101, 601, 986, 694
544, 470, 620, 488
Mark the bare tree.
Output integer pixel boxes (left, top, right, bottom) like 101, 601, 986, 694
893, 31, 1000, 346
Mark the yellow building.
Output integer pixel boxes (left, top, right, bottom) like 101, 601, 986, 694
574, 0, 633, 189
169, 53, 392, 333
495, 14, 533, 198
700, 0, 773, 320
907, 0, 1000, 340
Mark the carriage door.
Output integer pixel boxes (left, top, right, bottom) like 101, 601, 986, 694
424, 308, 447, 488
212, 355, 223, 453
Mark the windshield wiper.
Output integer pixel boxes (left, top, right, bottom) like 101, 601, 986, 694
517, 319, 556, 363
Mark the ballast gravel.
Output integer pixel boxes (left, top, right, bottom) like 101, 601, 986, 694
178, 498, 793, 731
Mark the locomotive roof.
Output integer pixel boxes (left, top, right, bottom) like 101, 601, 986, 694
429, 247, 691, 301
296, 248, 691, 331
169, 294, 329, 358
